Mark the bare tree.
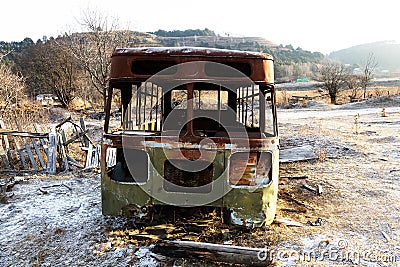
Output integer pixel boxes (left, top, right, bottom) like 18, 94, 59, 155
0, 55, 25, 113
360, 53, 378, 99
67, 9, 133, 110
345, 74, 362, 99
317, 62, 349, 104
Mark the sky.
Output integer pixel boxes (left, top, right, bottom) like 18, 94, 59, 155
1, 0, 399, 54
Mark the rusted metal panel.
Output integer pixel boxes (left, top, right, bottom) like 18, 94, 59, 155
110, 47, 274, 84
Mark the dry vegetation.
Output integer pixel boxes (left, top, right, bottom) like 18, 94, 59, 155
276, 86, 400, 107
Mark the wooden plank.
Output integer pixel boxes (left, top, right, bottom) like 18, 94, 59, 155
80, 117, 89, 147
92, 145, 100, 168
60, 130, 69, 154
0, 134, 10, 169
85, 143, 93, 168
66, 154, 84, 168
15, 119, 38, 171
0, 130, 48, 138
58, 132, 69, 171
106, 147, 117, 168
279, 145, 318, 163
23, 139, 39, 171
31, 137, 46, 169
13, 136, 29, 170
47, 133, 57, 174
152, 240, 270, 266
55, 116, 72, 128
34, 124, 49, 155
0, 120, 13, 169
63, 129, 89, 146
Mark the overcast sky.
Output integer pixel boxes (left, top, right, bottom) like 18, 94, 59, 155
1, 0, 399, 54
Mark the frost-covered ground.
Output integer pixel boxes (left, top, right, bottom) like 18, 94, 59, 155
1, 98, 400, 266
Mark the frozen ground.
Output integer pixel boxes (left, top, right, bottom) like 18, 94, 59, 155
1, 98, 400, 266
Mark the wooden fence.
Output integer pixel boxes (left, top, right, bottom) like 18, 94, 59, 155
0, 117, 100, 174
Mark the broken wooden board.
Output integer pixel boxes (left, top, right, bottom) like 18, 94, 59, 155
279, 145, 318, 163
152, 240, 270, 266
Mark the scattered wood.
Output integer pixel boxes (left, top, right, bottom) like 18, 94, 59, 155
41, 183, 72, 191
280, 175, 308, 180
282, 192, 315, 210
274, 218, 303, 227
280, 207, 307, 213
306, 218, 323, 226
38, 188, 48, 194
152, 240, 270, 266
280, 145, 318, 163
381, 231, 391, 242
302, 183, 323, 195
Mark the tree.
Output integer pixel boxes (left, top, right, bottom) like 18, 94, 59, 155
67, 9, 133, 110
18, 38, 81, 108
360, 53, 377, 99
317, 62, 349, 104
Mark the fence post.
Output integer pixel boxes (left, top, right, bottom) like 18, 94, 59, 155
47, 132, 57, 174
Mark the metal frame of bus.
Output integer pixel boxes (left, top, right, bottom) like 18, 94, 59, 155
101, 47, 278, 226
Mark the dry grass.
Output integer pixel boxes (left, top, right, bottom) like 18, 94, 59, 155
276, 86, 400, 107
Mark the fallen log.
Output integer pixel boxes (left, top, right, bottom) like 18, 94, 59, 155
152, 240, 270, 266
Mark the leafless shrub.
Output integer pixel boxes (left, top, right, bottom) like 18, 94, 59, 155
276, 89, 289, 107
360, 54, 378, 99
374, 87, 386, 97
0, 56, 26, 115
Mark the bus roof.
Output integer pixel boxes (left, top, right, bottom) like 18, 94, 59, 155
112, 47, 273, 60
110, 47, 274, 84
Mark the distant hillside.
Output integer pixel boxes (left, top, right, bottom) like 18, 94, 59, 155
152, 28, 216, 37
1, 29, 325, 80
157, 35, 276, 51
329, 41, 400, 71
151, 28, 276, 49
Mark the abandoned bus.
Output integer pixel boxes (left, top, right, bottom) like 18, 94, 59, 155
102, 47, 278, 226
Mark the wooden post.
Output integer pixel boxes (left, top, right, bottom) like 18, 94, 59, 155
0, 120, 13, 169
47, 133, 57, 174
92, 145, 100, 168
0, 134, 10, 169
79, 117, 89, 147
58, 131, 69, 171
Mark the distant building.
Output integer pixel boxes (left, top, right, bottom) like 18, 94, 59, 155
353, 68, 362, 75
296, 77, 309, 82
36, 94, 58, 106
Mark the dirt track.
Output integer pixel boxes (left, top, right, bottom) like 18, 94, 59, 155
1, 97, 399, 266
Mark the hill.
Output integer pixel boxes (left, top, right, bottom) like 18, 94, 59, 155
1, 29, 325, 81
329, 41, 400, 71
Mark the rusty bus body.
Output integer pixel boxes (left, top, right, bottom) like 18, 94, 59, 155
102, 47, 278, 226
